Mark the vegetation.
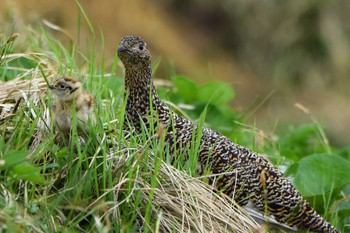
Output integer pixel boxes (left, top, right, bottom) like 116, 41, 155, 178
1, 11, 349, 233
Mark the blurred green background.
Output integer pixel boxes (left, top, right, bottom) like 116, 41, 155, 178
1, 0, 349, 146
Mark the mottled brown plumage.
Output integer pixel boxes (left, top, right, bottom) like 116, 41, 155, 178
117, 35, 339, 233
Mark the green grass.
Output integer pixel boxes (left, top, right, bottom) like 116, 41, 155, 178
1, 13, 350, 233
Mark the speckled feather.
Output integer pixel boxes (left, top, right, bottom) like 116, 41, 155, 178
117, 36, 339, 233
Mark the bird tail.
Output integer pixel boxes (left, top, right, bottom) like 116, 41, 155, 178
289, 200, 339, 233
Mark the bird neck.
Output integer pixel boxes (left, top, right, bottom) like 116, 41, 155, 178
124, 65, 170, 122
124, 65, 152, 92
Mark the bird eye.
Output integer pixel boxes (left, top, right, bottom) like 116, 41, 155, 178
139, 44, 145, 51
59, 84, 66, 89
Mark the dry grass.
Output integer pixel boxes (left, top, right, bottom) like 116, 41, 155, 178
133, 156, 263, 233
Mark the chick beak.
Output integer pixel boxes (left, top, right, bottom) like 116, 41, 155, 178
48, 85, 55, 90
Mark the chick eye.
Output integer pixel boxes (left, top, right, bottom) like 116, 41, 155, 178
139, 44, 145, 51
59, 84, 66, 89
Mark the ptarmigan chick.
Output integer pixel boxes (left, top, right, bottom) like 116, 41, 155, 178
48, 77, 95, 142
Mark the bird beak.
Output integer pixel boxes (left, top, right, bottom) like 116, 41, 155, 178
48, 85, 55, 89
117, 45, 129, 55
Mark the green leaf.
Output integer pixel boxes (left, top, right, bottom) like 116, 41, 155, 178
26, 203, 40, 214
11, 162, 45, 183
76, 0, 95, 36
198, 81, 235, 106
278, 124, 324, 161
172, 76, 198, 103
337, 201, 350, 214
0, 150, 27, 170
0, 137, 4, 152
295, 153, 350, 196
0, 150, 45, 183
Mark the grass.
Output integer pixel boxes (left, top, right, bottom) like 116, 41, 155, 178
0, 24, 264, 233
1, 10, 349, 233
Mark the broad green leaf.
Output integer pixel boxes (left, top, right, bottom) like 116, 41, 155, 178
11, 162, 45, 183
0, 150, 27, 170
295, 153, 350, 196
278, 124, 324, 161
198, 82, 235, 106
337, 199, 350, 212
172, 76, 198, 103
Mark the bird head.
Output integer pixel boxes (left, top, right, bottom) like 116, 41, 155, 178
117, 36, 151, 69
48, 77, 82, 101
